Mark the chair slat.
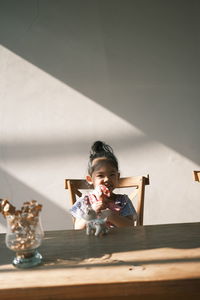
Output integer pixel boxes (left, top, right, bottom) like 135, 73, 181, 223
193, 171, 200, 182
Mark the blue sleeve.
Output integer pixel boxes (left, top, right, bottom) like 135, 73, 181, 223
70, 197, 86, 219
119, 195, 137, 220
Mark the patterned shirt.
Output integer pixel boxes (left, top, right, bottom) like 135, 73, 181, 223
70, 193, 137, 222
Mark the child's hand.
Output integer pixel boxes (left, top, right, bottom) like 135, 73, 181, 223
92, 200, 104, 213
89, 185, 110, 212
94, 185, 110, 199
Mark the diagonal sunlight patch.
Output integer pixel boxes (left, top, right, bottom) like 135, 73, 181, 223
0, 44, 158, 155
1, 45, 200, 231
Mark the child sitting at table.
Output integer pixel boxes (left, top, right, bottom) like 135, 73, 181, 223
70, 141, 137, 229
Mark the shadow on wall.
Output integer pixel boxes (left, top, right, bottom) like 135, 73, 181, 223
0, 0, 200, 163
0, 168, 72, 231
0, 134, 152, 231
0, 134, 152, 161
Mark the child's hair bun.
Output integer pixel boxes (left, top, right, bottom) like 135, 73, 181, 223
88, 141, 118, 175
91, 141, 113, 156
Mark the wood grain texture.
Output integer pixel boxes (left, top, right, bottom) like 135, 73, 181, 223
194, 171, 200, 182
0, 223, 200, 300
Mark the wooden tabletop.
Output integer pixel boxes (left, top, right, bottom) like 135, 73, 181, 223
0, 222, 200, 300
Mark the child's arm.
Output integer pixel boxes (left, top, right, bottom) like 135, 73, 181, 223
74, 218, 87, 230
107, 210, 135, 227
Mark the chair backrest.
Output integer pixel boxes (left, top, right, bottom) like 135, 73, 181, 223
193, 171, 200, 182
65, 175, 150, 226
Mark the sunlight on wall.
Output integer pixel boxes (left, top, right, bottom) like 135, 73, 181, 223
1, 45, 200, 233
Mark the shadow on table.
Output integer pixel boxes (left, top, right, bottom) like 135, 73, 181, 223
1, 223, 200, 272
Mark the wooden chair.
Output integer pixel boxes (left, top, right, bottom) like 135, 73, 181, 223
193, 171, 200, 182
65, 175, 150, 226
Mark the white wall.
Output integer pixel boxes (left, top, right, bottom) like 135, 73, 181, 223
0, 0, 200, 232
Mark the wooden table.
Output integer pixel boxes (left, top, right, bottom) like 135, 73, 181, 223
0, 222, 200, 300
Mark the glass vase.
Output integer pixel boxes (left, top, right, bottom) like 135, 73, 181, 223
5, 214, 44, 268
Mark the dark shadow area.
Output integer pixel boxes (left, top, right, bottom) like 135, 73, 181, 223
42, 223, 200, 261
0, 223, 200, 270
0, 134, 152, 161
0, 0, 200, 163
0, 168, 72, 230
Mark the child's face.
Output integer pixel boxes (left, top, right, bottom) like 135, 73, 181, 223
87, 161, 120, 193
